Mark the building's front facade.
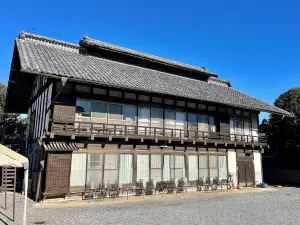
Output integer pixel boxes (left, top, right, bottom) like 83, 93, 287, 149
5, 32, 291, 200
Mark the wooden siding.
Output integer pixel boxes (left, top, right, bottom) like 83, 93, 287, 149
28, 82, 53, 139
219, 114, 230, 134
53, 105, 75, 122
44, 152, 72, 195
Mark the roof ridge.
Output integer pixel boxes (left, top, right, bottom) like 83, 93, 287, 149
208, 77, 232, 87
80, 36, 218, 77
18, 31, 79, 49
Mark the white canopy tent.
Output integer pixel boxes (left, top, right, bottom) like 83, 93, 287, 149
0, 144, 29, 225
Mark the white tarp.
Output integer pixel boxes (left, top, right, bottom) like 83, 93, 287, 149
0, 144, 29, 225
0, 144, 28, 167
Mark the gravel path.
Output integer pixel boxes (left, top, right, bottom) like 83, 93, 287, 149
1, 187, 300, 225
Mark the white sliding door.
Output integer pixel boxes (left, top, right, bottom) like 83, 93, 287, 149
188, 155, 198, 181
70, 153, 87, 187
171, 155, 186, 179
87, 153, 103, 188
138, 107, 150, 135
103, 154, 119, 183
137, 155, 150, 181
218, 156, 228, 180
163, 155, 171, 181
151, 155, 162, 182
199, 155, 208, 179
119, 154, 133, 184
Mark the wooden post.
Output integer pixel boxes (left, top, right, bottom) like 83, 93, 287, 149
4, 166, 7, 209
13, 167, 16, 221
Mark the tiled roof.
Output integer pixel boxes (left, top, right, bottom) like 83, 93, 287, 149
43, 141, 78, 152
14, 32, 291, 116
79, 36, 218, 77
208, 77, 232, 87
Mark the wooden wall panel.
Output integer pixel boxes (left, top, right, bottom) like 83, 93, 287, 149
44, 153, 72, 195
219, 114, 230, 134
53, 105, 76, 122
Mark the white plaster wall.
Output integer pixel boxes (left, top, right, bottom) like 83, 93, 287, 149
253, 152, 263, 184
227, 151, 238, 186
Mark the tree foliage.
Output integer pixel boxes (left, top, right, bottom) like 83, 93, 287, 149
262, 88, 300, 168
0, 82, 23, 139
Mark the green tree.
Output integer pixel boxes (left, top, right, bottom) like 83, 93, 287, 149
263, 88, 300, 168
0, 82, 23, 139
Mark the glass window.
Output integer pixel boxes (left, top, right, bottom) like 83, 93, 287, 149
218, 156, 227, 180
70, 153, 87, 187
165, 110, 176, 127
109, 103, 123, 121
198, 114, 209, 132
87, 153, 103, 188
163, 155, 171, 181
119, 154, 133, 185
138, 107, 150, 135
151, 108, 163, 136
230, 119, 251, 135
235, 120, 243, 133
138, 107, 150, 124
151, 108, 163, 127
188, 155, 198, 181
76, 99, 91, 117
103, 154, 119, 183
91, 101, 107, 119
188, 114, 197, 131
244, 121, 251, 135
123, 105, 136, 121
176, 112, 186, 129
170, 155, 185, 179
175, 112, 186, 137
230, 119, 235, 133
88, 153, 102, 169
209, 116, 216, 132
151, 155, 162, 182
209, 155, 218, 179
199, 155, 208, 179
137, 155, 150, 181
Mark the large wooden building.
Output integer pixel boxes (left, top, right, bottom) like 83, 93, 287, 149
5, 32, 291, 200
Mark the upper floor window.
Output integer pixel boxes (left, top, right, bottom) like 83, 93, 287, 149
109, 103, 122, 121
76, 99, 91, 118
76, 99, 136, 125
188, 113, 197, 131
75, 98, 217, 134
230, 118, 251, 135
151, 108, 163, 128
198, 115, 216, 132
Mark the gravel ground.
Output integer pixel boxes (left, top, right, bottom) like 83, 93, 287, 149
1, 187, 300, 225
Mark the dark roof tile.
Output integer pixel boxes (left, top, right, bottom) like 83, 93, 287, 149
15, 33, 291, 116
79, 36, 218, 77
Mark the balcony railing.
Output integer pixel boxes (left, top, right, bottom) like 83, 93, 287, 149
49, 120, 267, 145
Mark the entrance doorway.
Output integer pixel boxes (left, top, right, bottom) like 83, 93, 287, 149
237, 153, 254, 187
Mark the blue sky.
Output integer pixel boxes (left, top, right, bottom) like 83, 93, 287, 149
1, 0, 300, 121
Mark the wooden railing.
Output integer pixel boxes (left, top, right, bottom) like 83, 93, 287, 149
50, 120, 267, 144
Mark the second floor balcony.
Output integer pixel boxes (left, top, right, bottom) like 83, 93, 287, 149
49, 120, 267, 147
